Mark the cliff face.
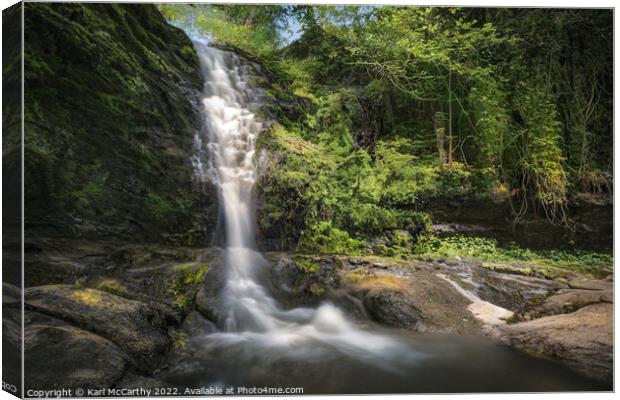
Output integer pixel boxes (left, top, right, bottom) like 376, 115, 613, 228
20, 3, 217, 245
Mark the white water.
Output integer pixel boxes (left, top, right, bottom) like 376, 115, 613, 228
193, 41, 422, 368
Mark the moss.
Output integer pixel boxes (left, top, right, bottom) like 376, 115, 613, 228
167, 261, 209, 312
73, 277, 87, 289
172, 331, 188, 349
95, 278, 130, 298
71, 289, 103, 306
146, 193, 174, 223
172, 295, 192, 312
308, 283, 325, 297
342, 267, 372, 284
23, 3, 218, 244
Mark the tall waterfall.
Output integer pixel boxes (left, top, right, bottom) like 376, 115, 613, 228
192, 41, 419, 368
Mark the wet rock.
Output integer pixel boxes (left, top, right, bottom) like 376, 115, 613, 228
25, 252, 108, 287
180, 311, 217, 337
195, 263, 226, 323
22, 3, 218, 245
500, 303, 612, 382
328, 289, 369, 320
25, 285, 169, 371
24, 311, 128, 390
362, 286, 424, 329
93, 246, 220, 325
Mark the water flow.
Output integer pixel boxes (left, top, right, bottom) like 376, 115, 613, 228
193, 41, 420, 367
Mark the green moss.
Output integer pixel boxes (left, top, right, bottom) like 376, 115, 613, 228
172, 331, 188, 349
146, 193, 174, 223
184, 264, 209, 284
308, 283, 325, 297
23, 3, 217, 244
172, 295, 192, 312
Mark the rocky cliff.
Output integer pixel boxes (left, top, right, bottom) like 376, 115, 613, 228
19, 3, 217, 245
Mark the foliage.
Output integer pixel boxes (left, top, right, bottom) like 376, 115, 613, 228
255, 123, 434, 252
298, 221, 366, 255
414, 235, 612, 274
157, 5, 613, 255
293, 256, 321, 273
168, 5, 613, 229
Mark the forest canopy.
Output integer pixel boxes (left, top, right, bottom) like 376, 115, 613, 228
159, 4, 613, 247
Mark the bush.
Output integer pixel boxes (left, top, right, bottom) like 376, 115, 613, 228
298, 221, 365, 255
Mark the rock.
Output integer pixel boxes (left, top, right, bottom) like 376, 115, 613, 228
25, 252, 108, 287
328, 289, 369, 320
362, 286, 424, 329
2, 282, 21, 306
180, 311, 217, 337
20, 3, 218, 245
268, 254, 341, 308
567, 278, 612, 291
534, 289, 612, 316
347, 272, 480, 334
115, 372, 169, 390
2, 309, 22, 392
500, 303, 612, 382
24, 311, 128, 390
25, 285, 169, 371
471, 269, 565, 313
195, 263, 226, 323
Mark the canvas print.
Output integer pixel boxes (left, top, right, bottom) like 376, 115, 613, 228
2, 1, 614, 397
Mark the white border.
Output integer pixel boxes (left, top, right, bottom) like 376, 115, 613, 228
0, 1, 616, 400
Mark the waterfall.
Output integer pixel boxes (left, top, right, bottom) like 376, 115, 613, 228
192, 40, 421, 368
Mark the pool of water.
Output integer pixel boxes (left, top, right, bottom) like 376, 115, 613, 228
157, 328, 610, 394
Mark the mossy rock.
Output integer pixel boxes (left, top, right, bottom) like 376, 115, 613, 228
21, 3, 218, 245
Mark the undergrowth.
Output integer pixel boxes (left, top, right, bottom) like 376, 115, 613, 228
414, 235, 612, 274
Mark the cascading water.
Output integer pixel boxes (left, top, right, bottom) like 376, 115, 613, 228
176, 40, 607, 393
192, 39, 419, 367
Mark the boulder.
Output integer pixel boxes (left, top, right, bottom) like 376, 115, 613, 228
500, 303, 613, 382
268, 254, 341, 309
25, 285, 169, 371
347, 272, 480, 334
533, 289, 612, 316
24, 311, 128, 390
362, 286, 423, 329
